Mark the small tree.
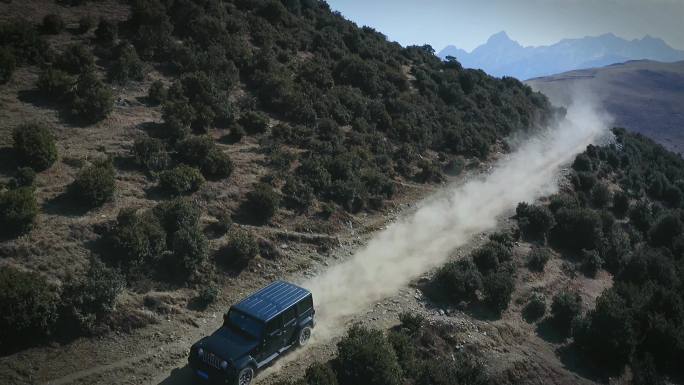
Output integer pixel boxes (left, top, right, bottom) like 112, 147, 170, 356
433, 260, 482, 303
70, 70, 114, 123
613, 190, 629, 217
147, 80, 166, 105
527, 247, 551, 272
0, 266, 59, 350
336, 325, 402, 385
56, 44, 95, 75
201, 148, 233, 179
517, 203, 555, 239
14, 167, 36, 187
42, 14, 64, 35
94, 18, 118, 47
37, 67, 74, 100
12, 122, 58, 171
0, 46, 16, 84
551, 290, 582, 335
242, 183, 280, 223
107, 208, 166, 267
239, 111, 269, 134
69, 159, 116, 208
305, 362, 338, 385
581, 249, 603, 278
591, 183, 611, 208
169, 225, 208, 277
482, 270, 515, 315
523, 295, 546, 322
217, 228, 259, 268
109, 43, 144, 84
0, 187, 38, 237
132, 136, 170, 172
158, 164, 205, 195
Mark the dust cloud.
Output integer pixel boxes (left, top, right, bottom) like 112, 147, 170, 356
262, 95, 611, 378
304, 94, 611, 342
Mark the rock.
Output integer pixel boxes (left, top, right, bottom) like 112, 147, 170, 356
439, 309, 446, 316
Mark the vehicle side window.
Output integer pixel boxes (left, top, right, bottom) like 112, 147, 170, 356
265, 316, 281, 334
296, 295, 313, 315
282, 306, 296, 324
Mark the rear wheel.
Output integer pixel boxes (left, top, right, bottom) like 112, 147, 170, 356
297, 325, 312, 347
236, 366, 254, 385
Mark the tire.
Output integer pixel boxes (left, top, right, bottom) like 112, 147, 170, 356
297, 325, 312, 347
236, 366, 254, 385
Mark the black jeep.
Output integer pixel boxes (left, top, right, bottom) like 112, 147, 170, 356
188, 281, 315, 385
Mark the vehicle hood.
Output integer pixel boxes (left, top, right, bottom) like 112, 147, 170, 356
196, 327, 259, 362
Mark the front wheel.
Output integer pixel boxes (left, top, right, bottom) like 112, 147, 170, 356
236, 366, 254, 385
297, 325, 312, 347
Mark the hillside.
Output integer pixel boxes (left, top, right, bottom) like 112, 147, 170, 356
438, 31, 684, 80
0, 0, 554, 384
527, 60, 684, 154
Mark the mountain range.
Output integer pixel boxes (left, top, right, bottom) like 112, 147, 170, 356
526, 60, 684, 153
439, 31, 684, 80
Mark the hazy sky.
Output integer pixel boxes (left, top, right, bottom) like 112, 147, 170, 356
325, 0, 684, 52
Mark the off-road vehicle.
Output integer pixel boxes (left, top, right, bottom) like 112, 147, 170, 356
188, 281, 315, 385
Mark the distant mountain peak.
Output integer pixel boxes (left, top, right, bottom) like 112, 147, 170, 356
437, 32, 684, 80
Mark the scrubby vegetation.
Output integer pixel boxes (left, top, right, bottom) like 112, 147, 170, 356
158, 164, 205, 195
0, 186, 39, 238
217, 228, 259, 269
12, 122, 58, 171
68, 159, 116, 208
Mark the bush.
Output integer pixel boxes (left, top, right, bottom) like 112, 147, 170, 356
517, 203, 555, 239
613, 190, 629, 217
14, 166, 36, 187
433, 260, 482, 303
201, 148, 233, 179
94, 18, 118, 46
523, 295, 546, 322
581, 249, 603, 278
37, 67, 74, 100
241, 183, 280, 223
552, 207, 603, 251
109, 43, 144, 84
56, 44, 94, 74
572, 154, 592, 172
176, 136, 233, 179
59, 257, 124, 335
132, 136, 170, 172
527, 247, 551, 272
336, 325, 402, 385
591, 183, 611, 207
226, 124, 245, 143
0, 46, 16, 84
214, 211, 233, 234
550, 290, 582, 335
77, 15, 95, 34
70, 70, 114, 122
0, 266, 59, 351
107, 208, 166, 267
195, 285, 220, 309
147, 80, 166, 105
482, 270, 515, 315
305, 362, 338, 385
239, 110, 269, 134
217, 228, 259, 268
42, 14, 64, 35
153, 197, 201, 236
158, 164, 205, 195
283, 176, 314, 212
169, 224, 208, 277
471, 241, 511, 273
69, 159, 116, 208
0, 186, 38, 237
648, 213, 682, 248
12, 122, 58, 171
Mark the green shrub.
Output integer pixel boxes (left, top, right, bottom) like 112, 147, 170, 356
226, 124, 245, 143
108, 208, 166, 267
94, 18, 117, 46
415, 159, 443, 183
37, 66, 74, 100
471, 241, 511, 273
239, 110, 269, 134
550, 290, 582, 335
56, 44, 94, 74
0, 266, 59, 350
195, 284, 220, 309
109, 43, 144, 84
552, 207, 603, 251
336, 325, 402, 385
215, 211, 233, 234
482, 270, 515, 315
59, 257, 124, 335
201, 148, 233, 179
0, 186, 38, 237
398, 312, 424, 335
70, 70, 114, 122
176, 136, 233, 179
523, 294, 546, 322
305, 362, 338, 385
169, 224, 208, 277
591, 183, 611, 207
14, 166, 36, 187
77, 15, 95, 34
153, 197, 201, 237
527, 247, 551, 272
159, 164, 204, 195
283, 176, 314, 212
69, 159, 116, 208
572, 154, 592, 172
147, 80, 166, 105
433, 260, 482, 303
218, 228, 259, 268
0, 18, 51, 65
581, 249, 603, 278
613, 190, 629, 217
0, 46, 16, 84
516, 203, 555, 239
12, 122, 58, 170
132, 136, 171, 172
42, 14, 64, 35
242, 183, 280, 223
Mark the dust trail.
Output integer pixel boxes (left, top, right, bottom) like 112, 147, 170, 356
262, 95, 610, 378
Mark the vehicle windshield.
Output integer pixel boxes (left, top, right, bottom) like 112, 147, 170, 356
226, 309, 264, 339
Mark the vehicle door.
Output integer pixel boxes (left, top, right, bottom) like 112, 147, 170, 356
261, 315, 283, 360
280, 306, 297, 347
